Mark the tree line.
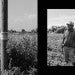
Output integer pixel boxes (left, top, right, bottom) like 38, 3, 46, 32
47, 25, 67, 34
8, 28, 38, 34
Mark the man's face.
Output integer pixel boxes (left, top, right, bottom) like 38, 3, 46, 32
67, 25, 74, 30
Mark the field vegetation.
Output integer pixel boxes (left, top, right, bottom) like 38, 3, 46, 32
0, 30, 38, 75
47, 25, 75, 66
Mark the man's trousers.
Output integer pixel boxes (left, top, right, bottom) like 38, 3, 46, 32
63, 47, 75, 63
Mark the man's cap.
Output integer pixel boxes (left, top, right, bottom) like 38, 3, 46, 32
66, 21, 74, 26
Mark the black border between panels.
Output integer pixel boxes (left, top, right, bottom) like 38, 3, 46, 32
38, 0, 75, 74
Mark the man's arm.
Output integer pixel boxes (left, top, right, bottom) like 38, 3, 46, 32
62, 33, 65, 46
61, 33, 65, 54
62, 30, 68, 46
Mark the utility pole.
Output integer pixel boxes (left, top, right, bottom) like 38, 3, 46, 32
1, 0, 8, 74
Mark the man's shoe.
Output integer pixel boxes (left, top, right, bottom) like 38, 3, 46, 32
72, 62, 75, 66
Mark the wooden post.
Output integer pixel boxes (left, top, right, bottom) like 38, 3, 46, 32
1, 0, 8, 74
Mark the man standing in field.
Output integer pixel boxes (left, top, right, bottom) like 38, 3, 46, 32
62, 21, 75, 65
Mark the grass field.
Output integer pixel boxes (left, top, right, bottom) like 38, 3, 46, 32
47, 32, 74, 66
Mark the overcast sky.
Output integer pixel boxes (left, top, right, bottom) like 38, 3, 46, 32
47, 9, 75, 29
0, 0, 1, 29
0, 0, 37, 31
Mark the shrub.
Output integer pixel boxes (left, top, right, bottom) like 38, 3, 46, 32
2, 67, 21, 75
55, 28, 65, 34
2, 67, 37, 75
6, 35, 37, 72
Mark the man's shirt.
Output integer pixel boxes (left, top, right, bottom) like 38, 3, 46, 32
63, 29, 75, 48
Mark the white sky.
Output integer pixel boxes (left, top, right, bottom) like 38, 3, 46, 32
47, 9, 75, 29
0, 0, 1, 28
0, 0, 37, 31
